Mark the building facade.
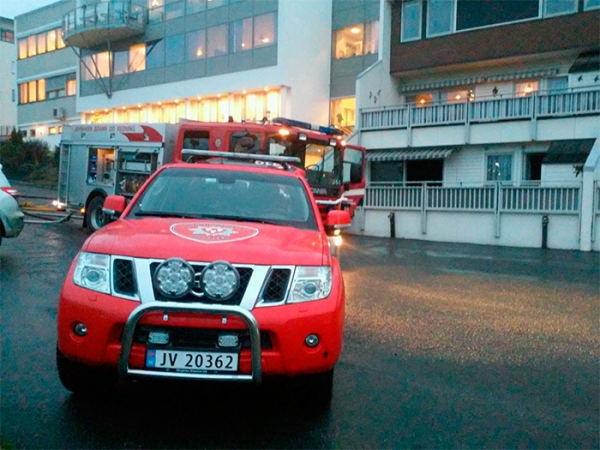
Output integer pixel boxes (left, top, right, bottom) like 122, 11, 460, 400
350, 0, 600, 251
0, 17, 17, 138
16, 0, 376, 148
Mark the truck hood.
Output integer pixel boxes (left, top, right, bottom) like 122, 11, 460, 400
83, 218, 327, 266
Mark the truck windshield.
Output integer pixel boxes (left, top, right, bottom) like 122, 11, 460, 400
267, 138, 343, 195
128, 167, 318, 230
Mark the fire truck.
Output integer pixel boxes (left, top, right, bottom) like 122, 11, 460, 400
57, 119, 366, 232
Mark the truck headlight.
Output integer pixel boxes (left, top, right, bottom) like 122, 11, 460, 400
288, 266, 332, 303
73, 252, 111, 294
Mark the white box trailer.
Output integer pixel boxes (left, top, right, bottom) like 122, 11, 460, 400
57, 123, 178, 231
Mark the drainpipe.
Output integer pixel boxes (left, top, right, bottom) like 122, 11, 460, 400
541, 215, 549, 249
388, 212, 396, 239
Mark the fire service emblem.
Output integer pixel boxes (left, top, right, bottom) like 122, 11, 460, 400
170, 222, 259, 244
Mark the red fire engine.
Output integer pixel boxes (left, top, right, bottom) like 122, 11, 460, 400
57, 118, 365, 232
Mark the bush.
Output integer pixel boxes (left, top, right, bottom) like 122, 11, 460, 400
0, 130, 58, 188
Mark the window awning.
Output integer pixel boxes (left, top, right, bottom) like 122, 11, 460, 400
543, 139, 596, 164
569, 50, 600, 74
366, 147, 456, 162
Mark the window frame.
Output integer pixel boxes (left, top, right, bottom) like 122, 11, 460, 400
486, 153, 514, 183
426, 0, 456, 38
401, 0, 423, 43
543, 0, 578, 17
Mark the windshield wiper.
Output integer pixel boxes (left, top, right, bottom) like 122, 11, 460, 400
196, 214, 280, 225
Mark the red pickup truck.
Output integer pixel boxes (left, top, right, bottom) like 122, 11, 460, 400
56, 151, 351, 407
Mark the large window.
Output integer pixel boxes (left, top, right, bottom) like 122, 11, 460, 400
543, 0, 578, 16
427, 0, 454, 37
231, 17, 253, 53
165, 34, 185, 65
371, 161, 403, 183
146, 39, 165, 69
207, 24, 228, 57
18, 76, 76, 104
334, 21, 379, 59
456, 0, 539, 31
254, 13, 276, 48
186, 29, 206, 60
18, 27, 65, 60
486, 154, 513, 182
401, 0, 422, 42
331, 97, 356, 128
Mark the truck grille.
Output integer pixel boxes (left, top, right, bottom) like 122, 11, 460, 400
149, 262, 253, 305
262, 268, 292, 303
134, 325, 273, 349
114, 259, 137, 296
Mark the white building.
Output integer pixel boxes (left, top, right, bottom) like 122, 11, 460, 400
0, 17, 17, 138
349, 0, 600, 252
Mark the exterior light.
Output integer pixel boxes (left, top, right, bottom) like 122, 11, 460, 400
350, 27, 361, 34
455, 95, 461, 100
305, 334, 319, 348
242, 90, 247, 95
217, 93, 221, 98
278, 128, 290, 136
73, 322, 87, 337
197, 96, 202, 100
148, 330, 170, 345
196, 48, 203, 57
122, 106, 126, 110
104, 108, 109, 112
158, 101, 162, 105
137, 103, 142, 108
175, 99, 179, 103
264, 87, 269, 92
218, 335, 239, 348
200, 261, 240, 302
341, 140, 347, 146
299, 133, 307, 141
329, 139, 337, 146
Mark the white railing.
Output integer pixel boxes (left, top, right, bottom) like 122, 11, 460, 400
359, 88, 600, 130
365, 183, 581, 214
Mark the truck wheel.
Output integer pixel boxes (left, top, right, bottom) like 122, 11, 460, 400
86, 196, 106, 232
56, 347, 116, 396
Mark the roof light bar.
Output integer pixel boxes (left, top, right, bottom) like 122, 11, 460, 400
181, 149, 301, 168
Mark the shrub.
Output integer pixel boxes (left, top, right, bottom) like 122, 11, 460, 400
0, 130, 58, 187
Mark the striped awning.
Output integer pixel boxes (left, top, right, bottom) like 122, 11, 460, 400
398, 76, 484, 93
366, 148, 456, 162
486, 68, 559, 82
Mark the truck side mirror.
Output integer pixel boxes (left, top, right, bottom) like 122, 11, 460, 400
102, 195, 127, 220
324, 209, 351, 235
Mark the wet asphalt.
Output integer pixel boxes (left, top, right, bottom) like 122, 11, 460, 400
0, 183, 598, 449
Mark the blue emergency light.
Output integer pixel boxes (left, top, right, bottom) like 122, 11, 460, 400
272, 117, 344, 136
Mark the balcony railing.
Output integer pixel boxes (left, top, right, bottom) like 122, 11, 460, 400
360, 88, 600, 131
366, 183, 581, 214
63, 0, 145, 48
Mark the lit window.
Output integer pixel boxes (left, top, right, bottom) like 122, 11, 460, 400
330, 97, 356, 128
129, 43, 146, 71
207, 24, 228, 57
67, 79, 77, 96
445, 90, 468, 103
37, 78, 46, 101
148, 0, 165, 23
57, 30, 65, 49
19, 83, 28, 104
365, 21, 379, 55
27, 35, 37, 57
95, 52, 111, 78
47, 29, 57, 51
28, 81, 37, 103
186, 29, 206, 61
334, 24, 364, 59
232, 17, 253, 53
487, 154, 513, 182
254, 13, 275, 48
37, 33, 46, 55
544, 0, 578, 17
515, 81, 539, 96
49, 127, 57, 135
427, 0, 454, 37
408, 93, 434, 106
401, 0, 422, 42
18, 39, 27, 59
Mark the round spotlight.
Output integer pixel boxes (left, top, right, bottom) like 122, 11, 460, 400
200, 261, 240, 302
73, 322, 87, 337
305, 334, 319, 348
153, 258, 194, 298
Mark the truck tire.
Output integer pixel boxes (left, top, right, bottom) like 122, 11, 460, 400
56, 347, 117, 396
86, 195, 106, 232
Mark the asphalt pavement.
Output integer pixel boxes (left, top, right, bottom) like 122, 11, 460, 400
1, 181, 599, 449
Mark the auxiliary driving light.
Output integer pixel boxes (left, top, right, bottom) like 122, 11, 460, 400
148, 330, 170, 345
73, 322, 87, 337
218, 334, 239, 348
153, 258, 195, 298
200, 261, 240, 301
305, 334, 319, 348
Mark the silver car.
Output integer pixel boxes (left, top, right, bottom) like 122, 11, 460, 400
0, 164, 25, 245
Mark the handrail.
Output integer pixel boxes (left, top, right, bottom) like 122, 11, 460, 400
62, 0, 146, 38
359, 88, 600, 131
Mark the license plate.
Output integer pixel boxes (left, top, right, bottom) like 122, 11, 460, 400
146, 349, 238, 372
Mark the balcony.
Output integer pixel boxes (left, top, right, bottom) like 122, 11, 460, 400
359, 88, 600, 131
62, 1, 146, 49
